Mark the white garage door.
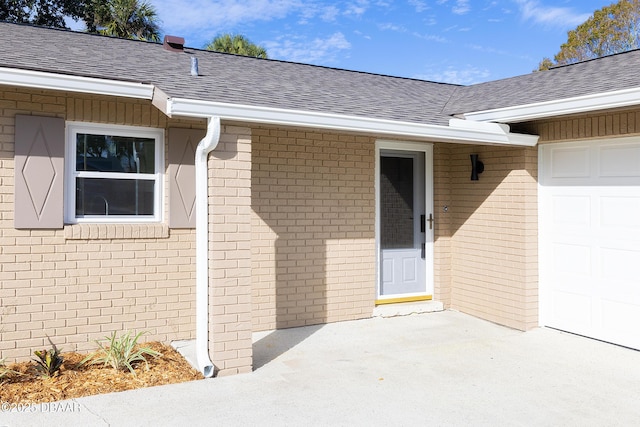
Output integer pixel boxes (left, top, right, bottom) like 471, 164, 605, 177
539, 138, 640, 349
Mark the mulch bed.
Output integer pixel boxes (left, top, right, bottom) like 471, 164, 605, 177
0, 342, 204, 404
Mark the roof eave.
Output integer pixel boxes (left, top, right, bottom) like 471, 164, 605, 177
0, 67, 154, 99
164, 97, 539, 147
462, 86, 640, 123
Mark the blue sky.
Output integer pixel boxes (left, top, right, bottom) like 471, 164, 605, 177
149, 0, 610, 84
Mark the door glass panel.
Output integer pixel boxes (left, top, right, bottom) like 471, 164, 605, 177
381, 156, 414, 249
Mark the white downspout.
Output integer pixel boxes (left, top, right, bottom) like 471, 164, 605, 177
195, 116, 221, 378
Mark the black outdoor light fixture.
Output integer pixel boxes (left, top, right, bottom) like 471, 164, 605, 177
470, 154, 484, 181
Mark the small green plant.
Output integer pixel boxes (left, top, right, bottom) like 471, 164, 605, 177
86, 331, 161, 374
0, 359, 14, 381
32, 337, 64, 378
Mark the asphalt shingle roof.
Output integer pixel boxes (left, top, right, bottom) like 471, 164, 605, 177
5, 22, 640, 123
443, 49, 640, 115
0, 22, 459, 126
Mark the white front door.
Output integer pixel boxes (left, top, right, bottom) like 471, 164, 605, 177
377, 144, 433, 300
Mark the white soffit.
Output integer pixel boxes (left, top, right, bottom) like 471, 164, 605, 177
165, 97, 539, 146
0, 67, 154, 99
463, 86, 640, 123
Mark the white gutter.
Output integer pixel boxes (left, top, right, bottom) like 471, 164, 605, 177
164, 97, 538, 147
195, 116, 221, 378
448, 119, 538, 146
0, 67, 154, 99
462, 86, 640, 124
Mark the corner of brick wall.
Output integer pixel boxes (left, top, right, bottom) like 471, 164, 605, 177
208, 125, 253, 376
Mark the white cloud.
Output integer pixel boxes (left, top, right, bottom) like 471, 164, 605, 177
298, 4, 342, 24
379, 22, 408, 32
452, 0, 470, 15
379, 22, 446, 43
345, 0, 370, 17
423, 16, 437, 26
467, 43, 532, 62
264, 32, 352, 64
321, 6, 341, 21
415, 66, 491, 85
412, 31, 447, 43
468, 43, 509, 56
153, 0, 304, 44
353, 30, 372, 40
514, 0, 591, 27
409, 0, 429, 13
436, 0, 470, 16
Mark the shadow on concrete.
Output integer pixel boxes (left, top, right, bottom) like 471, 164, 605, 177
252, 324, 324, 370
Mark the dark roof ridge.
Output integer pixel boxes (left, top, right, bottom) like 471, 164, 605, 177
545, 47, 640, 71
186, 44, 464, 87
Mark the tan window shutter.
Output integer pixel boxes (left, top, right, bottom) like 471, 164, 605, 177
14, 115, 65, 229
168, 128, 204, 228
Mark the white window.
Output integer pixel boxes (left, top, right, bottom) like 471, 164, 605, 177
65, 123, 164, 223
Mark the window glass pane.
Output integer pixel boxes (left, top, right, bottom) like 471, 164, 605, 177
76, 134, 156, 174
381, 156, 414, 249
75, 178, 155, 216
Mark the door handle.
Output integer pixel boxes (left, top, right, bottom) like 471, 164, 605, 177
427, 213, 434, 230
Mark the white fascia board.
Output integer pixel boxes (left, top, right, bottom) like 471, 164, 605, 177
166, 97, 538, 146
463, 86, 640, 123
0, 67, 154, 99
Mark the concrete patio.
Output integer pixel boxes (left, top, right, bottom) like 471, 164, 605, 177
3, 310, 640, 426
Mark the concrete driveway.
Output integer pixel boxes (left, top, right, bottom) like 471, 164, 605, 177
3, 310, 640, 426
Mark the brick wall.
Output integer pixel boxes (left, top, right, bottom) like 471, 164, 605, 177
0, 85, 557, 366
439, 144, 538, 330
433, 144, 452, 307
513, 108, 640, 143
250, 127, 376, 331
0, 87, 202, 362
208, 125, 253, 376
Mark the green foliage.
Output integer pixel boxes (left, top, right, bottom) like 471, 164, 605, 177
540, 0, 640, 70
86, 0, 161, 41
86, 331, 161, 374
536, 57, 555, 71
0, 0, 87, 28
32, 337, 64, 378
0, 0, 160, 41
205, 33, 268, 58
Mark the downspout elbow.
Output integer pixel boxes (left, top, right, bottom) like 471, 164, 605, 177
195, 116, 221, 378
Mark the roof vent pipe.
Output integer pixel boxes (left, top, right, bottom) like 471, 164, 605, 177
191, 57, 199, 76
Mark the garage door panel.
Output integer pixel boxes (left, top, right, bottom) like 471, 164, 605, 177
540, 138, 640, 351
553, 243, 592, 276
548, 146, 591, 179
599, 144, 640, 177
600, 196, 640, 231
600, 247, 640, 283
551, 290, 593, 330
600, 299, 640, 348
552, 195, 591, 227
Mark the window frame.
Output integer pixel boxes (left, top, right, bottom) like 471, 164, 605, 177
65, 122, 164, 224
